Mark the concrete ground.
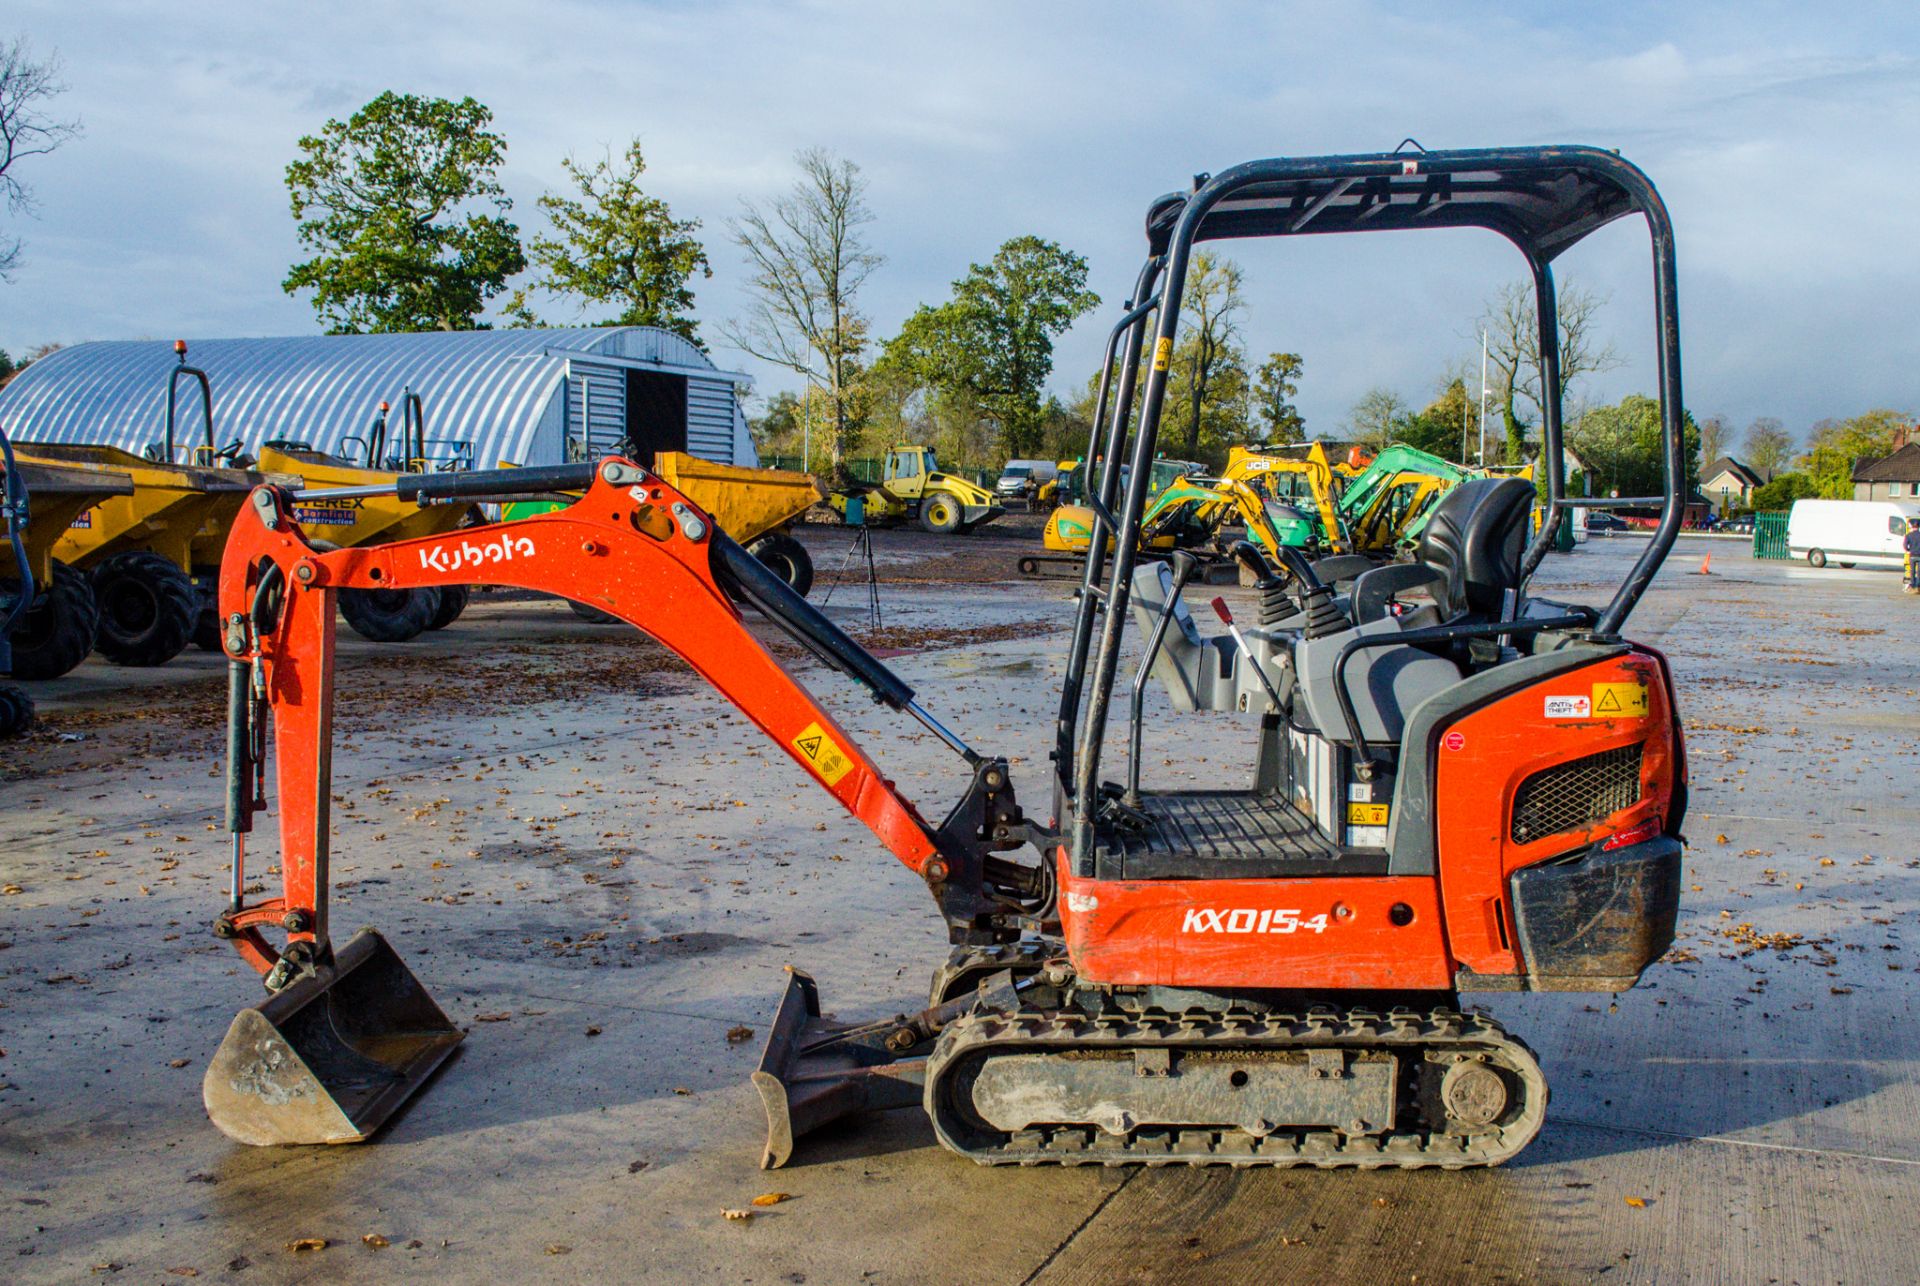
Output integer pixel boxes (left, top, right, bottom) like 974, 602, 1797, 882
2, 527, 1917, 1284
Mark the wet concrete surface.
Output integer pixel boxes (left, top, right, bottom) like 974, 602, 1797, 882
2, 532, 1917, 1283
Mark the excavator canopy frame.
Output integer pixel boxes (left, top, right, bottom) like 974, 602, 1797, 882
1055, 145, 1688, 862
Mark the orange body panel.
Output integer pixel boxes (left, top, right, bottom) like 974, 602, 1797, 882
1434, 650, 1677, 979
1057, 853, 1455, 990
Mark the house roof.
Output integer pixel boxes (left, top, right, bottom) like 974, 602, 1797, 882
1701, 456, 1761, 488
1852, 441, 1920, 482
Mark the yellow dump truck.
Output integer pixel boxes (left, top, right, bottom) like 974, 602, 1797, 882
253, 443, 485, 642
9, 442, 283, 666
1, 434, 134, 690
504, 451, 825, 619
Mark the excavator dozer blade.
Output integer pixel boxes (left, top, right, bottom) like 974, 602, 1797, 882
203, 929, 463, 1146
752, 966, 922, 1169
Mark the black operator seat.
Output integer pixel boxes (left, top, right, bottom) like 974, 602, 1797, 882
1348, 476, 1536, 626
1293, 477, 1537, 746
1414, 476, 1536, 620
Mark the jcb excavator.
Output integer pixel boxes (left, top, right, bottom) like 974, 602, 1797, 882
202, 145, 1689, 1174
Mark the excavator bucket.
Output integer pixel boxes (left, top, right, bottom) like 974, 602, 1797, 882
202, 930, 462, 1146
752, 967, 923, 1169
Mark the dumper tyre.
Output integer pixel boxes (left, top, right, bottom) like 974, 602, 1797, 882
748, 531, 814, 597
568, 599, 620, 624
339, 586, 440, 643
921, 494, 963, 534
426, 583, 470, 630
3, 560, 98, 679
92, 551, 196, 667
193, 606, 222, 652
0, 684, 33, 737
1807, 548, 1826, 568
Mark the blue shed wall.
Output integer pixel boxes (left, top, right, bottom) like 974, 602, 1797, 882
0, 327, 753, 469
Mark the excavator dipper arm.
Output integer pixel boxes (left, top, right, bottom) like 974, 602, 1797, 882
214, 457, 1036, 982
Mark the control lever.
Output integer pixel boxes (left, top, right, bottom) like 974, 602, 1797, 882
1210, 597, 1287, 714
1124, 550, 1201, 806
1232, 539, 1344, 640
1231, 538, 1322, 592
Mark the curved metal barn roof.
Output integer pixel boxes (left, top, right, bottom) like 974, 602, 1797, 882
0, 327, 743, 468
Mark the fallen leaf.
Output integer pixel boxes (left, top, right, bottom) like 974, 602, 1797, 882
585, 1025, 602, 1037
1624, 1196, 1647, 1208
473, 1012, 512, 1023
286, 1238, 327, 1253
1714, 834, 1728, 845
751, 1192, 791, 1207
726, 1025, 755, 1044
2, 884, 22, 895
168, 1058, 189, 1069
167, 1269, 199, 1278
361, 1234, 389, 1249
90, 1263, 125, 1274
225, 1255, 251, 1271
545, 1244, 572, 1256
722, 1208, 754, 1221
628, 1160, 650, 1174
672, 1086, 691, 1095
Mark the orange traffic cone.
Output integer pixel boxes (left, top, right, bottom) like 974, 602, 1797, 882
1697, 553, 1712, 575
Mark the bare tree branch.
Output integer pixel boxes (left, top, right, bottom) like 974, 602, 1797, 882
721, 148, 883, 476
0, 35, 82, 280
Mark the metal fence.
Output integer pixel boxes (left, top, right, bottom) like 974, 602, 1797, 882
1753, 511, 1789, 559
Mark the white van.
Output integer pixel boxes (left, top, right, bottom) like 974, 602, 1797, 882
1786, 498, 1920, 569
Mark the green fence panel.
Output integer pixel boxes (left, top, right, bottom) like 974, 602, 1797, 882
1753, 511, 1789, 559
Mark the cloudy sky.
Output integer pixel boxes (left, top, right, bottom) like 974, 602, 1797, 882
3, 1, 1917, 445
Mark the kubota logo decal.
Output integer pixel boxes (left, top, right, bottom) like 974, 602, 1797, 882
1182, 908, 1329, 934
418, 533, 535, 573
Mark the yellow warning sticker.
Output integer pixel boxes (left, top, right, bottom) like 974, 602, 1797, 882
791, 720, 855, 787
1346, 802, 1390, 826
1591, 681, 1649, 719
1152, 336, 1173, 371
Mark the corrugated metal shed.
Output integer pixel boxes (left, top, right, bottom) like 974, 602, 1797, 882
0, 327, 757, 469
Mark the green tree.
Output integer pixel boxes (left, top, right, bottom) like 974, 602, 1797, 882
283, 92, 524, 333
880, 235, 1099, 457
1168, 252, 1247, 461
724, 149, 881, 481
1252, 352, 1305, 439
1800, 409, 1909, 498
1751, 471, 1818, 510
1740, 417, 1794, 481
1395, 379, 1473, 463
510, 139, 710, 344
1567, 394, 1700, 499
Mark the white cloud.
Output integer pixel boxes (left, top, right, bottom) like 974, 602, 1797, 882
3, 1, 1917, 436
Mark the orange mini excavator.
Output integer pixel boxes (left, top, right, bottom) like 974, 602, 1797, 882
204, 145, 1688, 1171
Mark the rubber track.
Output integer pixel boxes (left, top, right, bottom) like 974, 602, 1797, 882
926, 1004, 1547, 1170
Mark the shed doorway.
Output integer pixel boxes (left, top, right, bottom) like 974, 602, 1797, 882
625, 369, 688, 461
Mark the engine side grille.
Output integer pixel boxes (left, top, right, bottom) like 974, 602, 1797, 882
1510, 742, 1644, 845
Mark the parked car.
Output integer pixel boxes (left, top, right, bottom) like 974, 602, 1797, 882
994, 459, 1058, 503
1586, 511, 1629, 533
1787, 498, 1920, 569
